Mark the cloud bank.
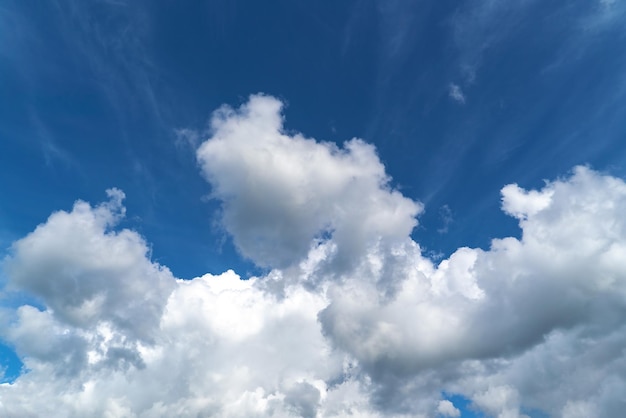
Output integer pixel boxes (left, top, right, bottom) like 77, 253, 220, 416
2, 95, 626, 417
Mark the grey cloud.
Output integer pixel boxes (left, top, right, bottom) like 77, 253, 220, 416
284, 381, 321, 418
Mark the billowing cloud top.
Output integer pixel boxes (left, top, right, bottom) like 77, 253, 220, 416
2, 96, 626, 417
196, 94, 422, 268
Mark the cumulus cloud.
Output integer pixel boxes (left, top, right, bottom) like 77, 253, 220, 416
501, 182, 553, 220
5, 188, 174, 343
2, 96, 626, 417
196, 94, 421, 268
437, 399, 461, 417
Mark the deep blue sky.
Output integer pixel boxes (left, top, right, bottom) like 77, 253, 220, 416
1, 1, 625, 413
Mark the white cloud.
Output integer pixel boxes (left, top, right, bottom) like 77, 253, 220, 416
4, 188, 174, 344
448, 83, 466, 104
196, 94, 421, 268
501, 182, 553, 220
437, 399, 461, 417
2, 96, 626, 417
472, 385, 527, 418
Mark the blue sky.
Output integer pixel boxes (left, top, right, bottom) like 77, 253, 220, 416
1, 1, 625, 417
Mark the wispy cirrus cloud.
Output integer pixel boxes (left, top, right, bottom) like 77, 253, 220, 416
450, 0, 626, 81
450, 0, 540, 82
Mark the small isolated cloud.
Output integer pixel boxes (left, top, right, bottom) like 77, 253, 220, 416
2, 96, 626, 417
438, 204, 453, 233
173, 127, 202, 149
437, 399, 461, 417
448, 83, 466, 104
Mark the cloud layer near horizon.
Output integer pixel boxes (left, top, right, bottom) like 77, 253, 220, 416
2, 95, 626, 417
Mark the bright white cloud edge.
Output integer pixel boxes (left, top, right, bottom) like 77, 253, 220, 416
1, 95, 626, 418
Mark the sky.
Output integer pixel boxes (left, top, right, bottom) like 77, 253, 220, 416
0, 1, 625, 417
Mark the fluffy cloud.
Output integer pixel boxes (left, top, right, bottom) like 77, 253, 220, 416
196, 94, 421, 268
437, 400, 461, 417
1, 96, 626, 417
4, 189, 174, 343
